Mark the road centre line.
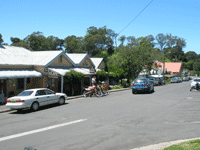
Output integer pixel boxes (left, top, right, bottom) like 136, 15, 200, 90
0, 119, 87, 142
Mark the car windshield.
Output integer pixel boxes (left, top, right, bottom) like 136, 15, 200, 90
134, 79, 147, 83
18, 91, 34, 96
194, 79, 200, 82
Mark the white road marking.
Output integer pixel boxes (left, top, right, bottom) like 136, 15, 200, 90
0, 119, 87, 142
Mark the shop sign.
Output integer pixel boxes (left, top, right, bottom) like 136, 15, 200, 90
90, 66, 96, 74
44, 68, 59, 78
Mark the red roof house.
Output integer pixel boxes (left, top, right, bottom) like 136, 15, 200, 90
153, 62, 182, 74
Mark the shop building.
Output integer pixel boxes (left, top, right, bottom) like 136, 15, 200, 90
0, 45, 105, 102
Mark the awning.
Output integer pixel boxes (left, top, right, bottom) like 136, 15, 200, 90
48, 68, 95, 76
0, 69, 43, 79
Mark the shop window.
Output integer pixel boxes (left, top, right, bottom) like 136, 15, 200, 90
51, 78, 56, 88
17, 78, 24, 90
27, 78, 31, 84
9, 79, 15, 87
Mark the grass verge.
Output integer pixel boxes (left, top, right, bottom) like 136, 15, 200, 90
163, 139, 200, 150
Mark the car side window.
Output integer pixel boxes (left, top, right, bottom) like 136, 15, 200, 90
45, 90, 55, 95
35, 90, 46, 96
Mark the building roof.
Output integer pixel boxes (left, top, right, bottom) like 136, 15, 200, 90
90, 58, 103, 69
66, 53, 87, 64
49, 67, 94, 76
0, 69, 43, 79
0, 45, 32, 65
153, 62, 182, 73
0, 45, 76, 67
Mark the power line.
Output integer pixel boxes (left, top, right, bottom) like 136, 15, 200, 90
118, 0, 154, 35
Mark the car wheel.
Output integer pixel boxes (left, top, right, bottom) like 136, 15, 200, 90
132, 89, 135, 94
58, 97, 65, 105
17, 109, 22, 112
31, 102, 39, 111
152, 87, 154, 93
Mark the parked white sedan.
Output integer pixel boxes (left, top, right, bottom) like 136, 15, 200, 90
6, 88, 67, 111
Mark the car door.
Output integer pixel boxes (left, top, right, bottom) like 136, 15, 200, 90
35, 90, 48, 106
45, 89, 58, 104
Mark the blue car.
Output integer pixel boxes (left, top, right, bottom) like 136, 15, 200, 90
132, 78, 154, 94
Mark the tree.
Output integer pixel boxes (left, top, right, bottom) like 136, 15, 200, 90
156, 33, 167, 52
25, 31, 49, 51
64, 35, 80, 53
82, 26, 114, 56
108, 38, 156, 84
10, 37, 20, 44
182, 51, 197, 62
145, 35, 155, 47
11, 40, 32, 50
193, 59, 200, 71
0, 34, 4, 44
119, 36, 126, 46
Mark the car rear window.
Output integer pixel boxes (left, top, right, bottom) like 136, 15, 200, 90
134, 79, 147, 83
18, 91, 33, 96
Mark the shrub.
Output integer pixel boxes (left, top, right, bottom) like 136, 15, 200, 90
64, 70, 84, 83
96, 70, 108, 83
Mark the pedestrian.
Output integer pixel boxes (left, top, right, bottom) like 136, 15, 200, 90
92, 76, 96, 86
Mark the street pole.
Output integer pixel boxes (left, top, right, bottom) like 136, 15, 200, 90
163, 50, 165, 77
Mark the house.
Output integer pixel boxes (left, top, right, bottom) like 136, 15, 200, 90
0, 45, 105, 100
153, 62, 182, 75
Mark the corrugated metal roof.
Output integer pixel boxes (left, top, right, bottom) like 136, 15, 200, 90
0, 69, 43, 79
66, 53, 87, 64
49, 67, 94, 76
31, 51, 63, 66
0, 45, 32, 65
90, 58, 103, 69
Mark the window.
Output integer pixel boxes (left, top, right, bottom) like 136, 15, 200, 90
45, 90, 55, 95
18, 91, 33, 96
51, 78, 56, 88
27, 78, 31, 84
60, 56, 62, 62
9, 79, 15, 87
17, 78, 24, 89
35, 90, 46, 96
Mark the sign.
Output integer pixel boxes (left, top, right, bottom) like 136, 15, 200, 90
44, 68, 59, 78
90, 66, 96, 74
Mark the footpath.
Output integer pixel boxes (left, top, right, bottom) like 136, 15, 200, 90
1, 87, 199, 150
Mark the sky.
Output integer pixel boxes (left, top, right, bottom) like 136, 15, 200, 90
0, 0, 200, 54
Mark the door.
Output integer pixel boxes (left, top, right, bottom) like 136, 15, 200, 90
35, 90, 48, 106
45, 89, 58, 104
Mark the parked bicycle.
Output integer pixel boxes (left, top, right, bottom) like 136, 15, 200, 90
100, 81, 109, 96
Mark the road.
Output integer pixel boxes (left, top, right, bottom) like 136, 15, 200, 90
0, 81, 200, 150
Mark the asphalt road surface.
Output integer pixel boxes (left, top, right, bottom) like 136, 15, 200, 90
0, 81, 200, 150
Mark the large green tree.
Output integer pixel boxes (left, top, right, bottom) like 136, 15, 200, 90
107, 38, 156, 83
82, 26, 114, 56
25, 31, 49, 51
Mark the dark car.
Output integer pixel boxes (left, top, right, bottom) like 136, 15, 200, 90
148, 77, 159, 86
183, 77, 189, 81
155, 77, 165, 85
132, 78, 154, 94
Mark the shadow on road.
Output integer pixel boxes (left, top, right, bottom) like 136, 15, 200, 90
9, 103, 69, 114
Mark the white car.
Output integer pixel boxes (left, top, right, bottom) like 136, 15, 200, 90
6, 88, 67, 111
191, 78, 200, 88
